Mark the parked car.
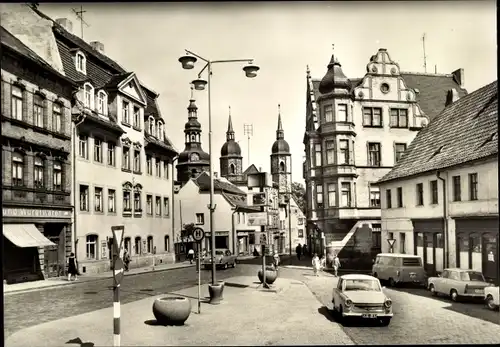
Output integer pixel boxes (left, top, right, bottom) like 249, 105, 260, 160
331, 274, 393, 326
203, 249, 237, 270
372, 253, 427, 287
485, 286, 499, 311
427, 268, 494, 302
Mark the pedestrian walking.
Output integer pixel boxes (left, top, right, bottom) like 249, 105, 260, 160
312, 253, 321, 276
296, 243, 302, 261
123, 249, 131, 271
302, 244, 308, 258
67, 252, 78, 281
320, 254, 326, 272
272, 252, 280, 270
333, 253, 341, 277
188, 248, 195, 264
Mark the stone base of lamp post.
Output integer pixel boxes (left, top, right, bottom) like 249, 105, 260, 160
208, 283, 224, 305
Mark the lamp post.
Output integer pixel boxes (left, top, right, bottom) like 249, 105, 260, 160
179, 50, 259, 287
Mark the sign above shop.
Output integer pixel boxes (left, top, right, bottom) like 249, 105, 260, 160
2, 208, 71, 219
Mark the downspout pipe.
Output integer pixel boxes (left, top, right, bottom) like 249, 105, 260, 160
436, 170, 448, 268
232, 207, 239, 255
72, 109, 86, 264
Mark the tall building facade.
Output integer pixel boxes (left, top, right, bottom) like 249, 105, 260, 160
303, 48, 467, 266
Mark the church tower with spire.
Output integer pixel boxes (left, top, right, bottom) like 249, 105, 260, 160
176, 86, 210, 185
270, 104, 291, 194
220, 106, 243, 182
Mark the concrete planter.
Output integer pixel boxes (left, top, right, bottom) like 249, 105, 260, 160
258, 267, 278, 285
152, 296, 191, 326
217, 280, 225, 300
208, 283, 223, 305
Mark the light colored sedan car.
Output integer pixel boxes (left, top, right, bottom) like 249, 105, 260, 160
485, 286, 499, 311
427, 268, 494, 302
203, 249, 237, 270
332, 274, 393, 326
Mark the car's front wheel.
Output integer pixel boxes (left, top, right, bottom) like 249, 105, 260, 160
450, 289, 459, 302
380, 317, 391, 326
486, 295, 498, 311
223, 263, 228, 270
429, 284, 437, 296
232, 261, 236, 268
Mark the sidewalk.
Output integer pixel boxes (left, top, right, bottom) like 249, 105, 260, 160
3, 261, 195, 295
5, 275, 355, 346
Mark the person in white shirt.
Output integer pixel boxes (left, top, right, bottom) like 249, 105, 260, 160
188, 248, 195, 264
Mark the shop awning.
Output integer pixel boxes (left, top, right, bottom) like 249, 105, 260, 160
3, 224, 56, 248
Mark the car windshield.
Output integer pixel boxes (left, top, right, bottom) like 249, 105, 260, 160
215, 250, 225, 255
461, 271, 485, 282
344, 279, 381, 292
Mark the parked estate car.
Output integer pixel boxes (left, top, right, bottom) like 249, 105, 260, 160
203, 249, 237, 270
372, 253, 427, 287
485, 286, 499, 311
331, 274, 393, 326
427, 268, 494, 302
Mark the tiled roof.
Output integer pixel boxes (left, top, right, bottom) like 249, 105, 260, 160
144, 134, 178, 155
105, 72, 134, 89
195, 172, 246, 195
222, 192, 259, 212
243, 164, 260, 175
378, 80, 497, 183
400, 72, 468, 120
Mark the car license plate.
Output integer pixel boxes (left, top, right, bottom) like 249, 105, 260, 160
475, 289, 484, 293
361, 313, 378, 318
410, 273, 416, 278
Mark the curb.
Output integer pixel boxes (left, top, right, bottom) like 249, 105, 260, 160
4, 263, 196, 295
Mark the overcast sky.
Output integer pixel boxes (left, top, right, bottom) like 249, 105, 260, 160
41, 1, 497, 184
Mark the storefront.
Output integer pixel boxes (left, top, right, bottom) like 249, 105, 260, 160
3, 207, 72, 284
204, 231, 230, 252
236, 231, 250, 255
412, 219, 444, 276
455, 217, 499, 284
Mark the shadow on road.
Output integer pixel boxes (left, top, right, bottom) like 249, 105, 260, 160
66, 337, 95, 347
317, 306, 336, 323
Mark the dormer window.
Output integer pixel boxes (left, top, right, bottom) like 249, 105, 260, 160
157, 121, 164, 140
83, 83, 94, 109
97, 90, 107, 115
148, 116, 155, 136
75, 52, 86, 74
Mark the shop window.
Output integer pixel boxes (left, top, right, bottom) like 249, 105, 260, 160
457, 234, 470, 269
86, 234, 98, 259
134, 236, 142, 255
471, 233, 482, 272
147, 236, 154, 253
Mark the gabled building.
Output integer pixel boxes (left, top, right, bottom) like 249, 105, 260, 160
303, 47, 467, 267
377, 81, 498, 283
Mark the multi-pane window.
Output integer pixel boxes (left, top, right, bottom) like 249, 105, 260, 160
155, 196, 162, 216
386, 189, 392, 209
339, 140, 349, 164
33, 95, 44, 127
363, 107, 382, 127
11, 86, 23, 120
314, 144, 322, 167
316, 184, 323, 205
133, 150, 141, 172
133, 106, 140, 128
134, 192, 142, 211
123, 191, 131, 211
53, 103, 62, 132
395, 143, 407, 163
416, 183, 424, 206
368, 142, 381, 167
327, 183, 336, 207
94, 138, 103, 163
337, 104, 347, 122
146, 195, 153, 215
469, 173, 478, 201
80, 184, 89, 211
107, 142, 115, 166
430, 180, 438, 204
149, 117, 155, 135
324, 105, 333, 123
108, 189, 116, 213
369, 185, 380, 207
341, 182, 351, 207
147, 236, 154, 253
76, 53, 86, 73
84, 84, 93, 109
325, 141, 335, 164
122, 147, 130, 170
155, 158, 161, 177
146, 155, 153, 175
94, 187, 103, 212
196, 213, 205, 224
390, 108, 408, 128
53, 162, 62, 190
397, 187, 403, 208
34, 157, 44, 188
79, 135, 88, 159
12, 152, 24, 186
452, 175, 461, 201
122, 101, 130, 124
134, 237, 142, 255
97, 91, 107, 115
86, 235, 98, 260
158, 122, 164, 140
164, 197, 170, 217
164, 161, 169, 179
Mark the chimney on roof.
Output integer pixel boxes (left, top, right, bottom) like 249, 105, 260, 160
259, 167, 262, 172
89, 41, 105, 54
446, 88, 460, 106
55, 18, 73, 34
452, 68, 464, 88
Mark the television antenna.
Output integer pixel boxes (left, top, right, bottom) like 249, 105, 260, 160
422, 33, 427, 73
72, 5, 89, 39
243, 123, 253, 168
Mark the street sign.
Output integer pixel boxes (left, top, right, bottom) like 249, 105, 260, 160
387, 238, 396, 248
192, 227, 205, 242
248, 212, 268, 226
113, 258, 125, 286
251, 192, 267, 206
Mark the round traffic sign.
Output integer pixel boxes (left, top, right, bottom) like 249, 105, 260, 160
192, 227, 205, 242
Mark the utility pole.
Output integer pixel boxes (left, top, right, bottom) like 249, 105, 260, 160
422, 33, 427, 73
72, 5, 89, 39
243, 124, 253, 168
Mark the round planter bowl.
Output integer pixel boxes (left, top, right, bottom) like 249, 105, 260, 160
152, 296, 191, 326
258, 268, 278, 285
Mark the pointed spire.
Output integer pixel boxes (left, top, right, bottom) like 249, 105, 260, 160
276, 104, 284, 140
306, 65, 310, 77
226, 106, 235, 141
188, 84, 198, 114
